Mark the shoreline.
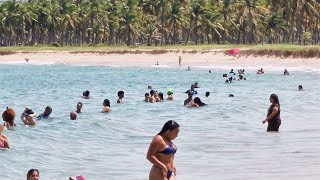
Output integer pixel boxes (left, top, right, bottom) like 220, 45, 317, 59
0, 49, 319, 70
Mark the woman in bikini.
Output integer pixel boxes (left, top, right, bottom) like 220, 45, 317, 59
147, 120, 180, 180
0, 124, 10, 149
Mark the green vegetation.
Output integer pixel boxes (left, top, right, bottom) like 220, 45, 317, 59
0, 0, 320, 48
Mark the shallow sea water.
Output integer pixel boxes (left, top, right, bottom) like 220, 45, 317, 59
0, 62, 320, 180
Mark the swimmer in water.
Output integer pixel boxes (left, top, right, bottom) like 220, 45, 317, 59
102, 99, 111, 113
82, 90, 90, 99
0, 124, 10, 149
37, 106, 52, 120
149, 90, 156, 103
148, 85, 153, 89
117, 90, 124, 103
191, 97, 206, 107
2, 107, 16, 130
284, 69, 290, 75
186, 66, 191, 71
21, 107, 36, 126
70, 112, 77, 120
27, 169, 39, 180
158, 92, 164, 102
167, 90, 174, 101
209, 70, 211, 73
205, 91, 210, 97
147, 120, 179, 180
76, 102, 83, 113
184, 90, 193, 106
229, 94, 234, 97
193, 82, 199, 88
263, 94, 281, 132
145, 93, 150, 102
298, 85, 303, 91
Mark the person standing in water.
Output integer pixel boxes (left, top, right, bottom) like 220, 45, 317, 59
263, 94, 281, 132
178, 56, 182, 67
147, 120, 179, 180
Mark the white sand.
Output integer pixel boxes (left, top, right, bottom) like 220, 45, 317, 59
0, 51, 319, 71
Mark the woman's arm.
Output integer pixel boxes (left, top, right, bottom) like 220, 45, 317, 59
2, 135, 10, 149
263, 106, 278, 123
147, 136, 167, 169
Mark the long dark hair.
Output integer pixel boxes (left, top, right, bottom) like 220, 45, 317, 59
158, 120, 179, 135
194, 97, 206, 106
270, 94, 280, 105
103, 99, 110, 107
27, 169, 39, 180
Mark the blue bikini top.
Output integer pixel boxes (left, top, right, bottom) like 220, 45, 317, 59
158, 143, 177, 155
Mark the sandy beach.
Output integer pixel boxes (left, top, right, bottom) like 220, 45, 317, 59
0, 50, 319, 70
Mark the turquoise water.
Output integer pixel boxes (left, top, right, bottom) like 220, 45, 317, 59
1, 63, 320, 180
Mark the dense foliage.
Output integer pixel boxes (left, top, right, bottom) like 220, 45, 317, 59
0, 0, 319, 46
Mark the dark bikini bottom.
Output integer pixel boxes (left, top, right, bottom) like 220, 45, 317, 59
167, 170, 173, 179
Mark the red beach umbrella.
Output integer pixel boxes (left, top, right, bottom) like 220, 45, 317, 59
228, 48, 240, 56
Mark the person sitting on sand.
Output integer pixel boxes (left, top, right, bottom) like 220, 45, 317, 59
205, 91, 210, 97
76, 102, 83, 113
144, 93, 150, 102
149, 90, 156, 103
70, 112, 77, 120
117, 91, 124, 103
190, 97, 206, 107
37, 106, 52, 120
167, 90, 174, 100
102, 99, 111, 113
27, 169, 39, 180
82, 90, 90, 99
2, 107, 16, 130
284, 69, 290, 75
21, 107, 36, 126
184, 90, 194, 106
0, 124, 10, 149
298, 85, 303, 91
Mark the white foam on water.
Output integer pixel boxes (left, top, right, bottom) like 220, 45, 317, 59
0, 60, 55, 65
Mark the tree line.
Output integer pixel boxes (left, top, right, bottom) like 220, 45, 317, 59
0, 0, 319, 47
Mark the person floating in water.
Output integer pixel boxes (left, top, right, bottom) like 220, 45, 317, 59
284, 69, 290, 75
76, 102, 83, 113
70, 112, 77, 120
144, 93, 150, 102
191, 97, 206, 107
147, 120, 179, 180
37, 106, 52, 120
186, 66, 191, 71
178, 56, 182, 67
2, 107, 16, 130
82, 90, 90, 99
298, 85, 303, 91
102, 99, 111, 113
263, 94, 281, 132
117, 90, 124, 103
167, 90, 174, 101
